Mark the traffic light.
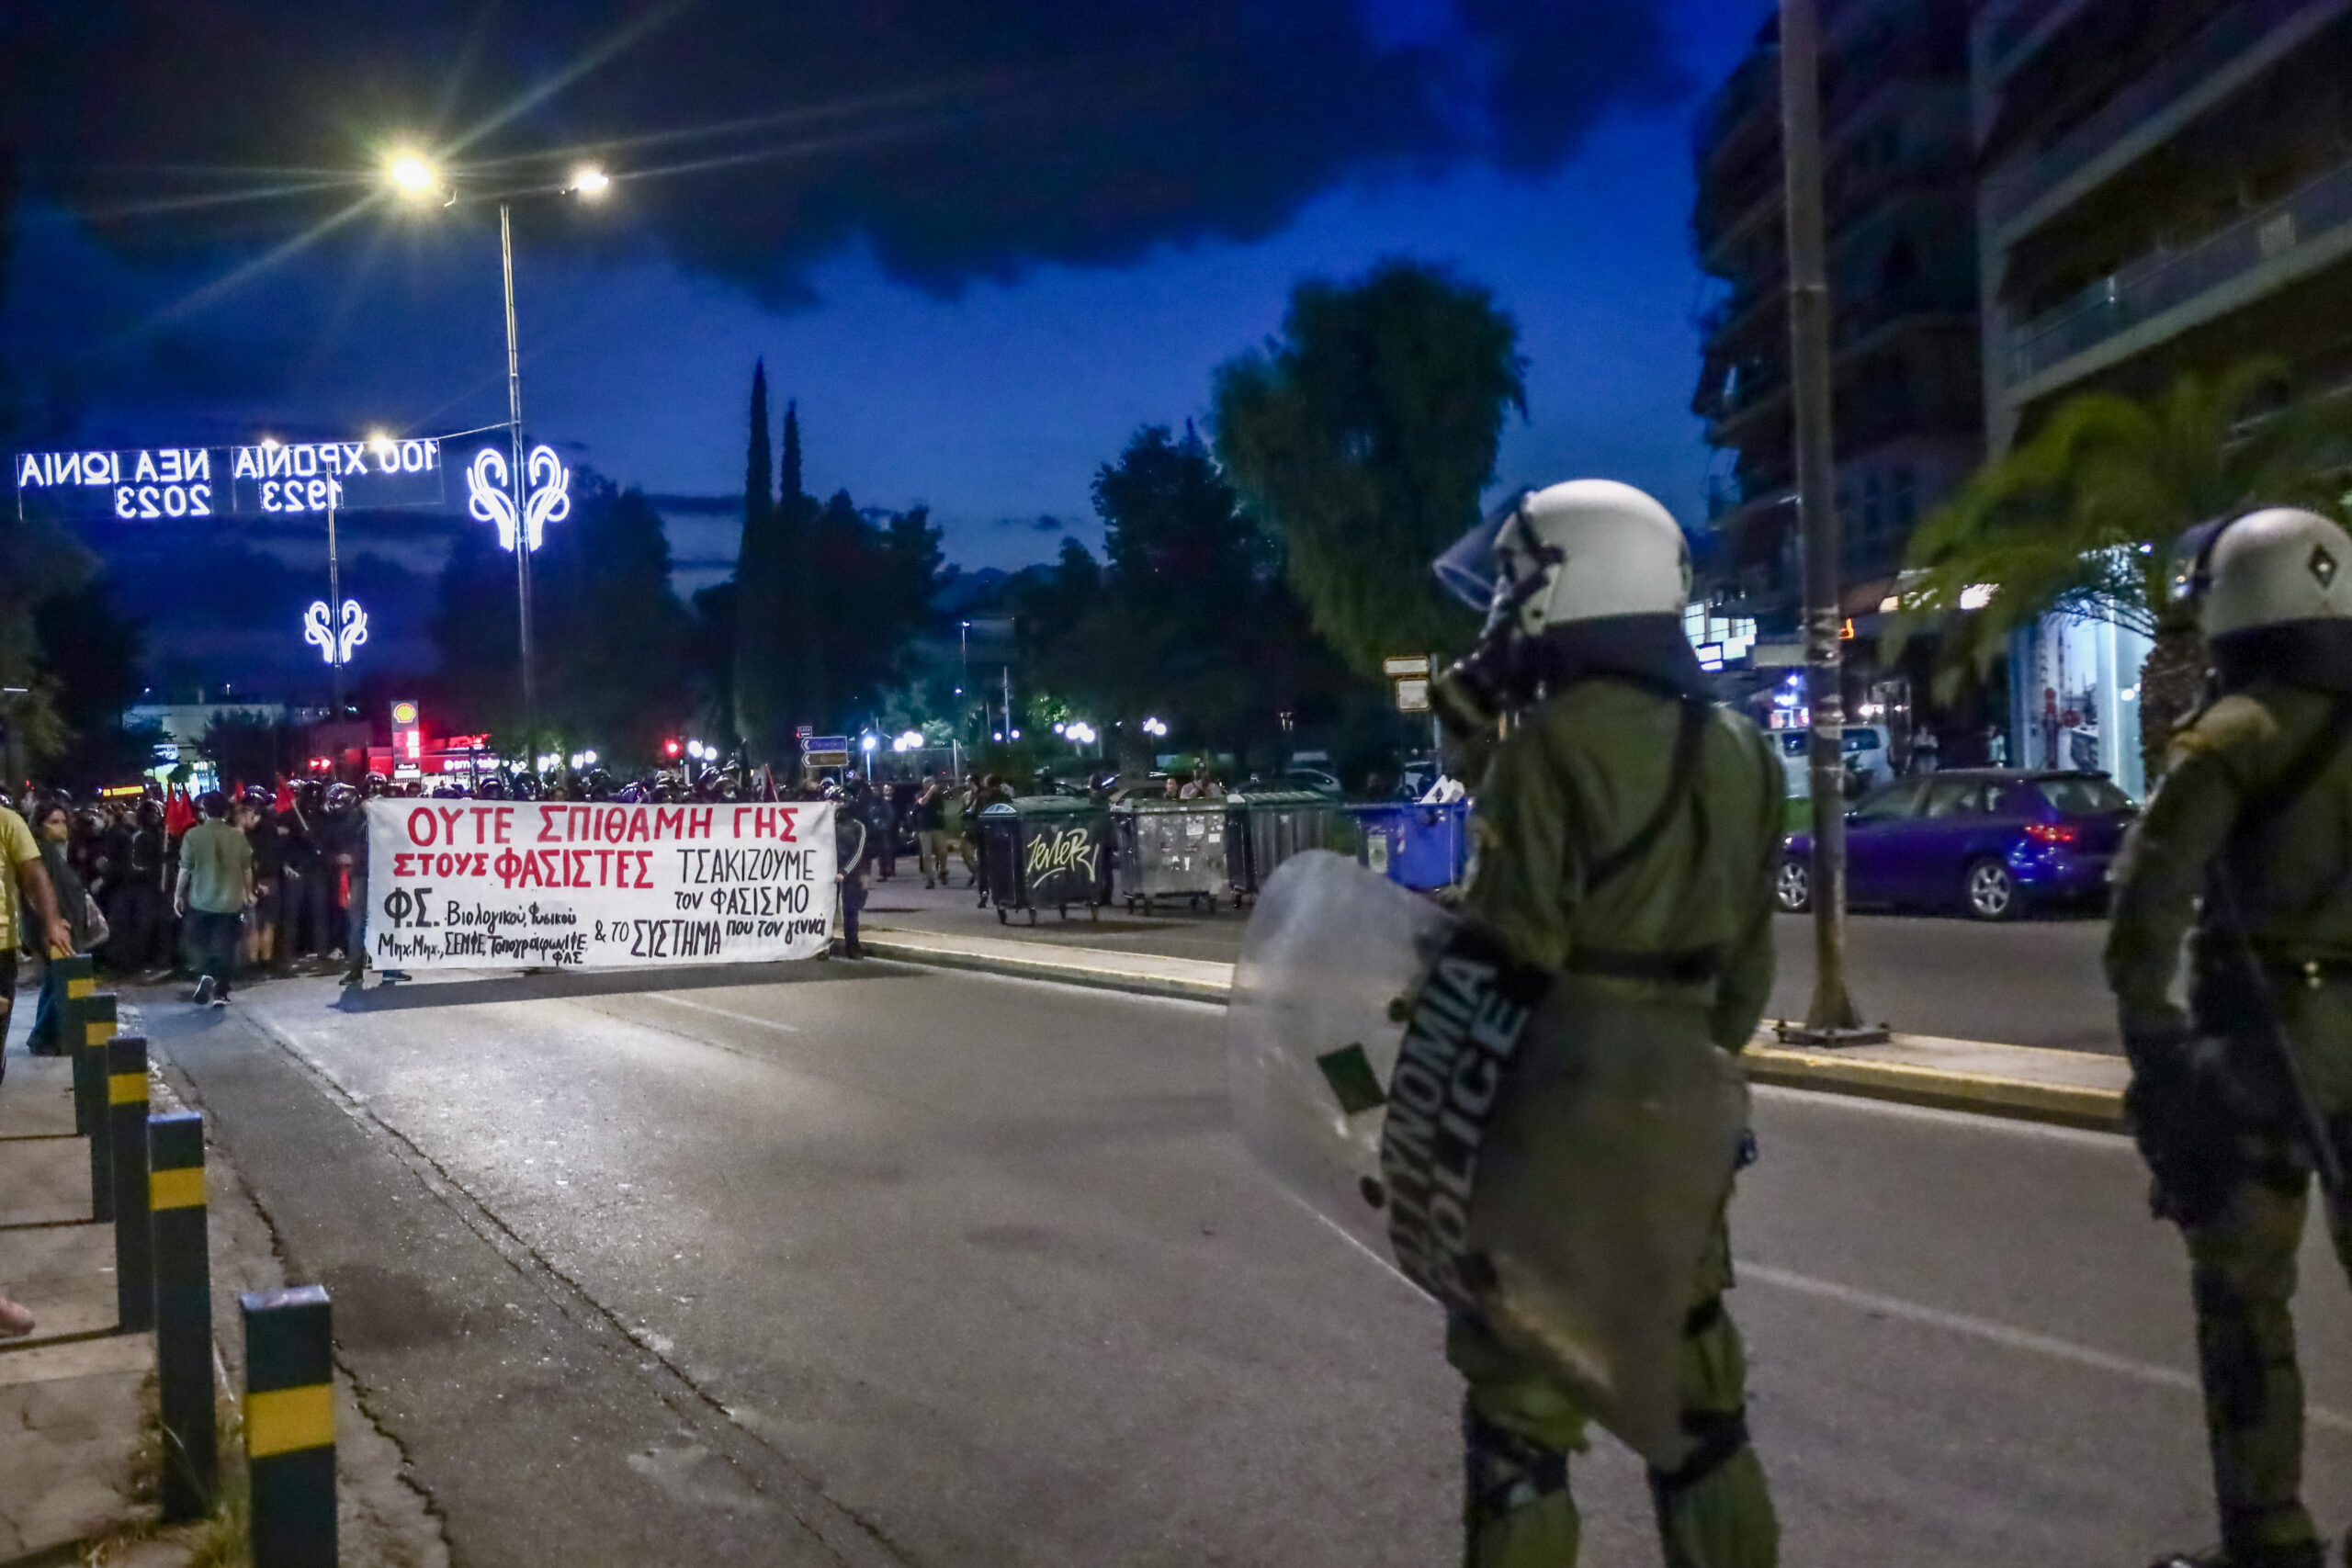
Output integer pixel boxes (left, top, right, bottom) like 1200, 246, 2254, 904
663, 739, 682, 759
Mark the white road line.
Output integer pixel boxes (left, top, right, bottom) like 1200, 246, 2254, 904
639, 994, 803, 1032
1739, 1260, 2352, 1435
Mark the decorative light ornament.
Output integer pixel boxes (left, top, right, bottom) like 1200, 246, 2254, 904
465, 444, 571, 552
302, 599, 368, 665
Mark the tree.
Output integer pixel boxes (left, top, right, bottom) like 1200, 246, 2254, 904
1211, 258, 1525, 674
1895, 358, 2352, 776
732, 364, 794, 761
534, 479, 693, 766
1020, 423, 1359, 772
199, 709, 295, 790
32, 574, 150, 786
428, 508, 521, 741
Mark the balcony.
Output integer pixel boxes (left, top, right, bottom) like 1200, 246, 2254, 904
1984, 0, 2346, 232
2007, 147, 2352, 387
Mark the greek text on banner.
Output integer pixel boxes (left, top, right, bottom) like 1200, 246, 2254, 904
364, 800, 838, 969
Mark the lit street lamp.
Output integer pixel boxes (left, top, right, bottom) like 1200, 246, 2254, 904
386, 147, 609, 767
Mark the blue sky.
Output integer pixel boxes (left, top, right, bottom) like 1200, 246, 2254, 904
8, 0, 1772, 578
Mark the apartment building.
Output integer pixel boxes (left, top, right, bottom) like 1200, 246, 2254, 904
1690, 0, 1984, 632
1973, 0, 2352, 790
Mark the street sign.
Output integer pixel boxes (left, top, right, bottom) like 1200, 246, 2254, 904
1383, 655, 1431, 678
1395, 677, 1431, 714
805, 752, 852, 768
804, 735, 847, 754
13, 439, 447, 522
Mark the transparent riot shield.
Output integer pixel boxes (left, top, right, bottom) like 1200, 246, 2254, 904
1227, 851, 1453, 1268
1226, 850, 1750, 1470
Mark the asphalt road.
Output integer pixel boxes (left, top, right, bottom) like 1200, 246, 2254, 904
867, 877, 2122, 1053
143, 960, 2347, 1566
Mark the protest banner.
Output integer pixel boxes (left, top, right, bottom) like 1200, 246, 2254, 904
364, 799, 837, 969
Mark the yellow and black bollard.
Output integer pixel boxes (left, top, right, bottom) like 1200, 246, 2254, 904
107, 1033, 153, 1332
53, 955, 94, 1133
150, 1111, 216, 1521
242, 1286, 336, 1568
81, 992, 119, 1217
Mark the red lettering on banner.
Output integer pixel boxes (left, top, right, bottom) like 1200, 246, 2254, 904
539, 850, 560, 884
592, 849, 610, 886
568, 806, 592, 842
469, 807, 495, 844
687, 808, 713, 839
597, 807, 621, 842
391, 853, 413, 876
407, 808, 437, 846
636, 852, 655, 889
627, 807, 650, 843
436, 807, 465, 842
494, 808, 513, 844
776, 807, 798, 843
655, 807, 684, 840
537, 812, 562, 843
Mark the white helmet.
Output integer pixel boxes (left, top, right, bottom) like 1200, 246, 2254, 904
1445, 479, 1690, 636
2177, 507, 2352, 637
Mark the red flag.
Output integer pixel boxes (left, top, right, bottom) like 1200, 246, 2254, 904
164, 789, 197, 839
761, 764, 778, 803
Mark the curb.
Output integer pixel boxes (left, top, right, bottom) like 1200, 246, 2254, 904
862, 932, 2130, 1134
1741, 1043, 2122, 1132
859, 937, 1232, 1006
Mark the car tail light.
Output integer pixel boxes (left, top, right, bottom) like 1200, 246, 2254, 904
2025, 821, 2078, 845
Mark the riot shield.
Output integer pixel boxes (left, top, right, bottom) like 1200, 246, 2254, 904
1227, 850, 1453, 1268
1226, 850, 1750, 1470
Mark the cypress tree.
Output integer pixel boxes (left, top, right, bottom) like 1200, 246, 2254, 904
733, 362, 786, 760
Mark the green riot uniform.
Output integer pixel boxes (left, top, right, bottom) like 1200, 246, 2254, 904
1451, 671, 1785, 1568
2107, 681, 2352, 1568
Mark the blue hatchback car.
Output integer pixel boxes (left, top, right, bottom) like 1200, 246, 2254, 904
1778, 770, 2138, 920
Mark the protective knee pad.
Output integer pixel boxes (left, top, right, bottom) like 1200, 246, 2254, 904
1464, 1404, 1572, 1563
1649, 1409, 1777, 1568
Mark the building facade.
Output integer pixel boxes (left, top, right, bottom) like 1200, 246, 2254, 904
1691, 0, 1985, 640
1973, 0, 2352, 785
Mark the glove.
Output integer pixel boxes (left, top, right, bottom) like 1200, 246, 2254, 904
2120, 1020, 2242, 1228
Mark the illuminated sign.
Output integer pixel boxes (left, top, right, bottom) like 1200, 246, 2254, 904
390, 701, 419, 727
12, 440, 445, 521
463, 444, 571, 552
302, 599, 368, 665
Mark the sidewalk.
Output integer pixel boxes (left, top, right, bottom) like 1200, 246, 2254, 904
0, 982, 450, 1566
0, 1037, 164, 1562
859, 924, 2132, 1131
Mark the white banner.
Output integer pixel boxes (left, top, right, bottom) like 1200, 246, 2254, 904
365, 799, 837, 970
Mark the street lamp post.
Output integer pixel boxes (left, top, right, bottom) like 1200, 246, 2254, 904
499, 200, 537, 764
388, 152, 605, 773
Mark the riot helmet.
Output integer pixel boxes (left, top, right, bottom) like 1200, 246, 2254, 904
2174, 507, 2352, 637
362, 773, 391, 798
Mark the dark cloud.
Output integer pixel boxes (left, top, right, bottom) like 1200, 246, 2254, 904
4, 1, 1680, 301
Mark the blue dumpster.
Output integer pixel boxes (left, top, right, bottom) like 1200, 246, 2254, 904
1349, 801, 1470, 891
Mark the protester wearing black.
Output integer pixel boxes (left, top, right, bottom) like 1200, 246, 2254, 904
834, 806, 870, 959
107, 803, 167, 975
277, 789, 328, 965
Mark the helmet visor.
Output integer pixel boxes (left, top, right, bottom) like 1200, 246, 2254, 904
2170, 516, 2236, 606
1432, 491, 1533, 612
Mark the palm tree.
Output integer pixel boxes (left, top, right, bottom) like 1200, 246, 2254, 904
1894, 358, 2352, 779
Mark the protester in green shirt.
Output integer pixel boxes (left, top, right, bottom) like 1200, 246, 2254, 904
0, 801, 69, 1337
173, 792, 252, 1007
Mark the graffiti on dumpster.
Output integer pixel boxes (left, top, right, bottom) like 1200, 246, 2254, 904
1025, 826, 1101, 885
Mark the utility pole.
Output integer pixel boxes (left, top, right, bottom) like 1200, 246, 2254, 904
1780, 0, 1877, 1041
501, 201, 537, 771
324, 494, 345, 722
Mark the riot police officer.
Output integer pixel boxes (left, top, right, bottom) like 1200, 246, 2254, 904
1422, 480, 1783, 1567
2108, 507, 2352, 1568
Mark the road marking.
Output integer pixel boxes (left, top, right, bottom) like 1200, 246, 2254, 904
1739, 1261, 2352, 1435
1751, 1083, 2126, 1147
640, 994, 802, 1033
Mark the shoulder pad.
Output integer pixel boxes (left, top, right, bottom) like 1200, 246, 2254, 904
2171, 693, 2278, 761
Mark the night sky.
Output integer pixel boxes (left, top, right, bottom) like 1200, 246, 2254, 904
6, 0, 1772, 586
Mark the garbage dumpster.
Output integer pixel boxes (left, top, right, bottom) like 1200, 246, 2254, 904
1348, 800, 1471, 892
1112, 798, 1229, 914
1225, 789, 1347, 905
977, 796, 1112, 924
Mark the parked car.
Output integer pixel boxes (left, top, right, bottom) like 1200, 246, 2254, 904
1776, 770, 2137, 920
1774, 724, 1896, 799
1244, 769, 1344, 797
